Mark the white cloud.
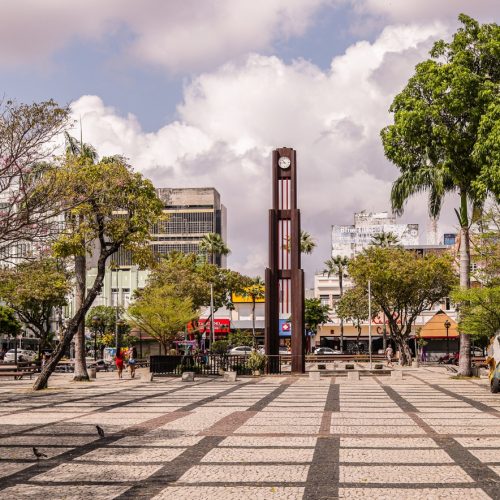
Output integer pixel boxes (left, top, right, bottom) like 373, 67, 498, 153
351, 0, 499, 23
70, 21, 454, 280
0, 0, 327, 72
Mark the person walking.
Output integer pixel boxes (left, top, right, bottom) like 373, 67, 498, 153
128, 346, 137, 379
115, 348, 124, 379
385, 345, 394, 367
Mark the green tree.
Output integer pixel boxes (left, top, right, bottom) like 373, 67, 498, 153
85, 305, 122, 359
0, 306, 21, 347
128, 284, 197, 354
240, 277, 265, 347
349, 247, 456, 365
32, 155, 163, 390
371, 231, 400, 247
336, 286, 370, 350
63, 132, 100, 381
0, 259, 71, 360
228, 330, 253, 347
283, 230, 316, 254
324, 256, 349, 351
304, 298, 330, 335
199, 232, 230, 265
381, 15, 500, 375
452, 286, 500, 345
147, 252, 247, 331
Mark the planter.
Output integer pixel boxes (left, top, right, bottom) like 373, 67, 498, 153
345, 364, 355, 370
374, 364, 383, 370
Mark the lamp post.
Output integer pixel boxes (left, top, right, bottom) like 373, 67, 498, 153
91, 316, 103, 361
116, 319, 125, 355
444, 319, 451, 356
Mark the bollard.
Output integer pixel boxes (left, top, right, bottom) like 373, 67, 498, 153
347, 371, 360, 381
182, 371, 195, 382
391, 370, 403, 380
223, 371, 237, 382
309, 371, 321, 381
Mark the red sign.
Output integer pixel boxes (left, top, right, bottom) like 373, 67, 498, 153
188, 319, 230, 334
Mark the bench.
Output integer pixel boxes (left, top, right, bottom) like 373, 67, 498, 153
0, 370, 35, 380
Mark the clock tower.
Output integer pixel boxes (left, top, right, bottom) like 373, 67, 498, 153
265, 147, 305, 374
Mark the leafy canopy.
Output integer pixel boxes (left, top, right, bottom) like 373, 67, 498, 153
381, 14, 500, 220
336, 287, 370, 330
128, 284, 197, 351
304, 298, 330, 333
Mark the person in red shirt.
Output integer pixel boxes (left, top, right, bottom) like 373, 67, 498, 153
115, 348, 124, 379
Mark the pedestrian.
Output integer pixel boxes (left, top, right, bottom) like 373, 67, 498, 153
128, 346, 137, 379
385, 345, 394, 367
115, 348, 124, 379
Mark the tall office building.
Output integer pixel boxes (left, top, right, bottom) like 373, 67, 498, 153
87, 187, 227, 309
331, 211, 419, 259
110, 187, 227, 268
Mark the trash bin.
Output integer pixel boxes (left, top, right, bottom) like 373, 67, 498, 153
89, 367, 97, 379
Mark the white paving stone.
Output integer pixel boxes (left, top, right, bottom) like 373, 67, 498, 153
338, 488, 490, 499
177, 465, 309, 483
340, 465, 474, 483
31, 463, 163, 482
153, 486, 305, 500
201, 447, 314, 463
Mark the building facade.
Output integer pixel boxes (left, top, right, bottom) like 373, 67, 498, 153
331, 211, 419, 259
85, 187, 227, 310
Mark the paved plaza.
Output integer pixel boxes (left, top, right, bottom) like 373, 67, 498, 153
0, 368, 499, 499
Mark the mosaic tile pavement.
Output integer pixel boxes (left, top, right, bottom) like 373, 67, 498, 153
0, 367, 498, 499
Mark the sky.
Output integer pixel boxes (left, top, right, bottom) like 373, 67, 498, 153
2, 0, 498, 283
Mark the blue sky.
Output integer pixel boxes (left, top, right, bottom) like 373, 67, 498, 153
1, 1, 498, 278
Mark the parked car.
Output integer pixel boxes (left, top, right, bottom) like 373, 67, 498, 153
314, 347, 341, 355
229, 346, 253, 356
3, 349, 37, 363
88, 359, 112, 372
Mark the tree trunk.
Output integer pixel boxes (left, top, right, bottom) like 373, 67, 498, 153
393, 333, 412, 366
73, 253, 89, 381
458, 191, 472, 377
33, 246, 115, 390
356, 323, 361, 353
339, 271, 344, 352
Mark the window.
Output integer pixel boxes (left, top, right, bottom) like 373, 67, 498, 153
320, 295, 330, 307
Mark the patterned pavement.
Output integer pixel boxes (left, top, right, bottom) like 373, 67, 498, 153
0, 367, 499, 499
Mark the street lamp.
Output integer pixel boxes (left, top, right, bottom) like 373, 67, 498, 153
444, 319, 451, 356
91, 316, 103, 361
116, 319, 126, 354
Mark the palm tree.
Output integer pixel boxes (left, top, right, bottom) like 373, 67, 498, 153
199, 233, 230, 265
324, 255, 349, 352
371, 231, 400, 247
64, 132, 98, 382
241, 277, 265, 347
284, 230, 316, 254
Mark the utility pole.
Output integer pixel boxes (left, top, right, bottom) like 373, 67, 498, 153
210, 283, 215, 345
368, 280, 372, 369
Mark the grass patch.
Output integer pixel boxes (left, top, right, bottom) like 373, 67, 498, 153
449, 375, 480, 380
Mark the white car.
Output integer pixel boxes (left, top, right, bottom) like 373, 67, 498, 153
229, 346, 253, 356
314, 347, 341, 355
3, 349, 36, 363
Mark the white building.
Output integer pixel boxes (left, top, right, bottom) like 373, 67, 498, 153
331, 211, 419, 259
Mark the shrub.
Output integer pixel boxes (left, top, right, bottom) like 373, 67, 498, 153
246, 351, 266, 372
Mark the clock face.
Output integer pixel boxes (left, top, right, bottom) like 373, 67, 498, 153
278, 156, 291, 169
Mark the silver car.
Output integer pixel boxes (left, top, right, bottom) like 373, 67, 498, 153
3, 349, 36, 362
